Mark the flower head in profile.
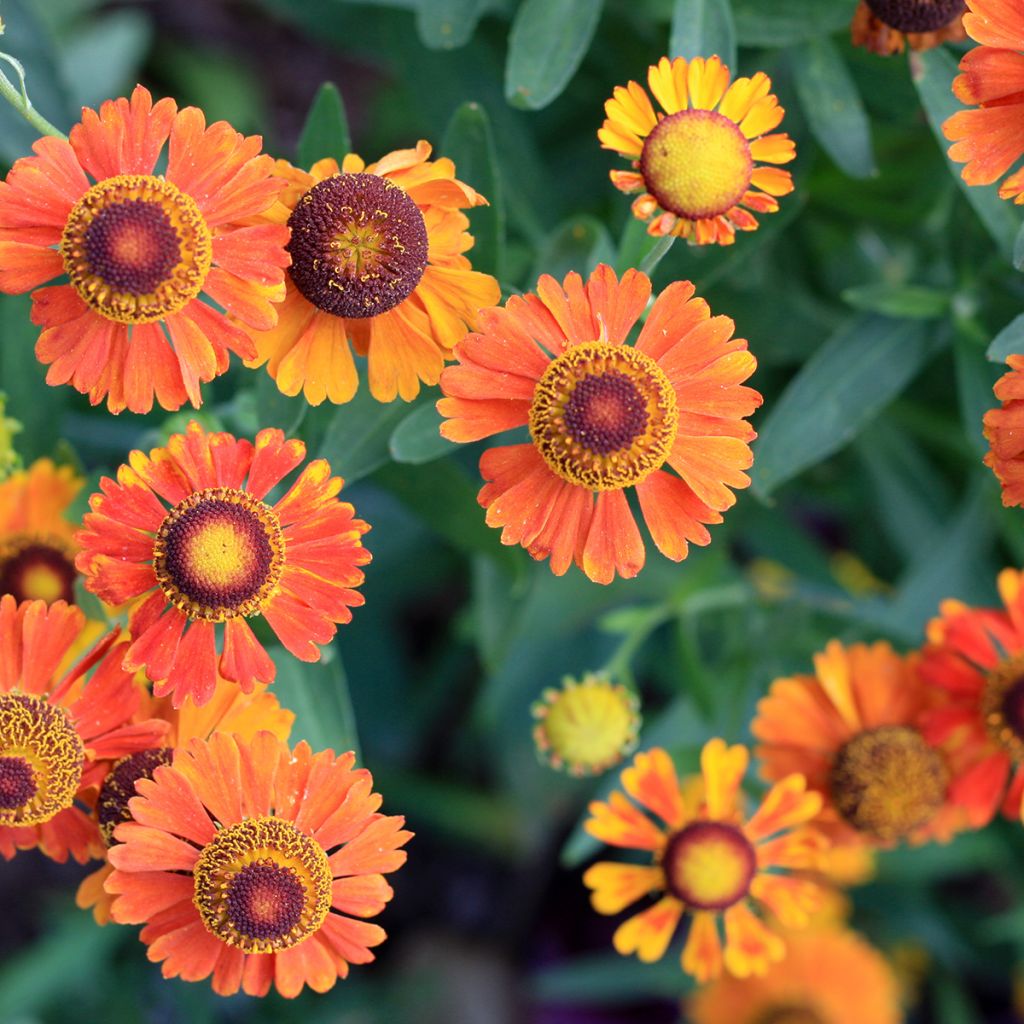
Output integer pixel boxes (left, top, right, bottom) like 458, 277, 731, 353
599, 56, 795, 245
851, 0, 966, 54
984, 355, 1024, 503
0, 596, 167, 864
532, 673, 640, 776
438, 264, 761, 584
944, 1, 1024, 203
106, 731, 411, 998
583, 741, 828, 982
753, 641, 964, 849
244, 142, 500, 404
76, 420, 370, 707
0, 85, 291, 413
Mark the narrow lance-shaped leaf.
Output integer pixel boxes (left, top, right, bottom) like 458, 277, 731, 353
389, 402, 455, 465
297, 81, 351, 167
416, 0, 487, 50
731, 0, 857, 47
670, 0, 737, 73
987, 312, 1024, 363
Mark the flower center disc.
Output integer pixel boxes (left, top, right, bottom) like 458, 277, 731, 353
529, 342, 678, 491
96, 747, 173, 845
865, 0, 965, 31
193, 816, 332, 953
663, 820, 756, 910
0, 534, 77, 604
757, 1008, 826, 1024
286, 172, 429, 319
0, 692, 84, 826
61, 174, 212, 324
154, 487, 284, 622
829, 725, 947, 842
640, 110, 753, 220
981, 656, 1024, 762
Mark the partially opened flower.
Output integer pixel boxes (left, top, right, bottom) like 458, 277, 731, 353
583, 741, 828, 982
106, 731, 411, 998
752, 641, 964, 849
851, 0, 966, 54
0, 458, 82, 604
944, 1, 1024, 202
0, 85, 290, 413
76, 420, 370, 706
0, 596, 167, 863
984, 355, 1024, 503
76, 676, 294, 925
244, 142, 500, 404
438, 264, 761, 584
599, 56, 795, 245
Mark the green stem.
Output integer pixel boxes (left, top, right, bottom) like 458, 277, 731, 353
637, 234, 675, 277
0, 54, 66, 139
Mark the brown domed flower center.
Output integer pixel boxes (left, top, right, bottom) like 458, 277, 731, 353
154, 487, 284, 622
829, 725, 947, 842
96, 747, 173, 845
529, 342, 678, 491
865, 0, 965, 32
663, 821, 756, 910
641, 110, 753, 220
756, 1008, 826, 1024
286, 172, 429, 319
61, 174, 212, 324
0, 533, 77, 604
0, 692, 84, 826
193, 816, 332, 953
981, 655, 1024, 762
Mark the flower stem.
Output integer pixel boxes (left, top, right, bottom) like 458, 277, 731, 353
638, 234, 675, 277
0, 52, 67, 140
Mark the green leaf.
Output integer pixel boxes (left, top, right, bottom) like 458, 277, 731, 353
1015, 220, 1024, 271
416, 0, 486, 49
531, 215, 615, 282
504, 0, 604, 111
255, 371, 308, 435
731, 0, 857, 46
932, 971, 983, 1024
792, 35, 876, 180
60, 9, 153, 109
987, 312, 1024, 363
297, 81, 351, 167
750, 315, 941, 498
841, 283, 949, 319
389, 402, 454, 464
530, 950, 695, 1004
441, 101, 505, 278
912, 47, 1023, 262
954, 328, 1000, 457
669, 0, 736, 71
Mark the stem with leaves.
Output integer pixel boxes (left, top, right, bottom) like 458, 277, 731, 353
0, 51, 66, 140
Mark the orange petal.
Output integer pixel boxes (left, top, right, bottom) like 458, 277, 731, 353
612, 896, 683, 962
582, 861, 665, 914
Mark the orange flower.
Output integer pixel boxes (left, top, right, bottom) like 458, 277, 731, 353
76, 676, 294, 925
0, 596, 167, 863
243, 142, 500, 404
944, 0, 1024, 202
75, 420, 370, 707
984, 355, 1024, 504
851, 0, 966, 54
688, 924, 902, 1024
917, 568, 1024, 827
752, 641, 964, 849
106, 731, 411, 998
437, 264, 761, 584
0, 85, 290, 413
0, 458, 82, 604
599, 56, 795, 245
583, 741, 828, 982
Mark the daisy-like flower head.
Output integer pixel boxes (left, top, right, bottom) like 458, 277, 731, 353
438, 264, 762, 584
0, 458, 82, 605
984, 355, 1024, 503
688, 924, 902, 1024
243, 141, 501, 404
0, 595, 167, 864
75, 420, 370, 707
532, 673, 640, 776
106, 731, 411, 998
0, 85, 291, 413
583, 741, 828, 983
851, 0, 966, 54
944, 1, 1024, 203
599, 56, 795, 245
76, 676, 294, 925
915, 568, 1024, 827
752, 641, 964, 849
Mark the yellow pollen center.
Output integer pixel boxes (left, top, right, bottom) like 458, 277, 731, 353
61, 174, 212, 324
529, 342, 678, 491
640, 110, 753, 220
829, 725, 947, 842
0, 692, 84, 826
663, 821, 756, 910
193, 816, 332, 953
981, 654, 1024, 763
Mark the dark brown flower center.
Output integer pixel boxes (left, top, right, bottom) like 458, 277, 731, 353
96, 747, 173, 845
756, 1008, 826, 1024
0, 534, 77, 605
865, 0, 965, 32
0, 755, 36, 810
225, 862, 307, 942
